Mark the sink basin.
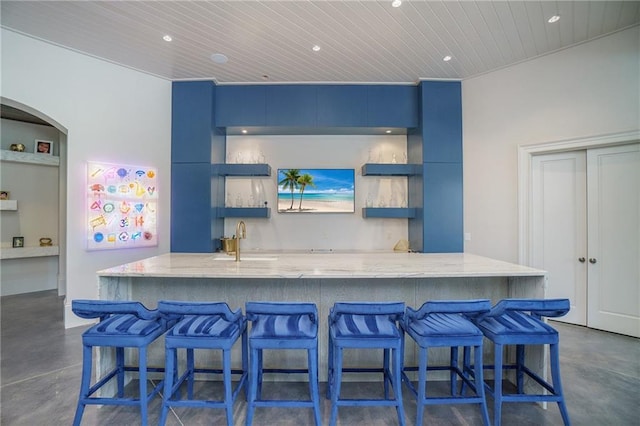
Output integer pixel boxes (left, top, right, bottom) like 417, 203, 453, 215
214, 257, 278, 261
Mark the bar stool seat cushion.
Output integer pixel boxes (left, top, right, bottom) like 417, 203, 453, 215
84, 314, 164, 338
168, 314, 240, 338
249, 313, 316, 339
474, 311, 558, 343
407, 312, 483, 341
332, 314, 401, 339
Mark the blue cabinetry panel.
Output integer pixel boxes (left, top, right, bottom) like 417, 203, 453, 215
172, 81, 214, 163
171, 163, 213, 252
266, 85, 317, 127
215, 85, 266, 127
367, 85, 418, 128
420, 81, 462, 163
422, 162, 463, 253
317, 85, 368, 127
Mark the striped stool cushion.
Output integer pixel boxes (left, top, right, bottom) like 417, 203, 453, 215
333, 314, 401, 338
85, 314, 164, 337
475, 311, 558, 344
408, 313, 483, 338
168, 314, 239, 338
249, 313, 316, 339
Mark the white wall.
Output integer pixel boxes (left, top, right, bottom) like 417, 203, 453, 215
225, 135, 409, 251
462, 27, 640, 263
1, 29, 172, 327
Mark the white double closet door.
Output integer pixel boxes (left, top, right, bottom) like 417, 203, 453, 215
531, 144, 639, 337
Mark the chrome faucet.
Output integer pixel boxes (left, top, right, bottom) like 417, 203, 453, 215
235, 220, 246, 262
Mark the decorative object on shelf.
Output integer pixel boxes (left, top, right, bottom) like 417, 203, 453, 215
0, 190, 9, 200
393, 239, 410, 252
9, 143, 25, 152
39, 237, 53, 247
12, 236, 24, 248
34, 139, 54, 155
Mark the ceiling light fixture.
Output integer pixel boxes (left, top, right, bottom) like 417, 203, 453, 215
312, 45, 321, 52
162, 35, 172, 42
241, 129, 247, 134
443, 55, 452, 62
392, 0, 402, 8
210, 53, 228, 64
548, 15, 560, 23
385, 130, 392, 134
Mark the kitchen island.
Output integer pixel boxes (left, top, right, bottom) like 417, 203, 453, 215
96, 252, 547, 386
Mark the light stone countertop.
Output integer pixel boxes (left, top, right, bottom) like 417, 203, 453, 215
97, 252, 545, 279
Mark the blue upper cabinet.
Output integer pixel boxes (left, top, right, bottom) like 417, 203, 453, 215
172, 81, 215, 163
317, 85, 368, 127
171, 163, 214, 253
420, 81, 462, 163
367, 85, 418, 128
266, 85, 317, 127
215, 85, 266, 127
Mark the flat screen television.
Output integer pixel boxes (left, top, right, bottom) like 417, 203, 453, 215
277, 168, 355, 213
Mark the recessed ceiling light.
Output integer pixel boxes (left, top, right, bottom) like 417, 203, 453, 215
443, 55, 452, 62
312, 45, 321, 52
392, 0, 402, 7
210, 53, 228, 64
548, 15, 560, 23
162, 35, 172, 42
241, 129, 247, 134
385, 130, 392, 134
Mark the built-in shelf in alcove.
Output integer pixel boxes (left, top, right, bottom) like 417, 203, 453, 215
0, 149, 60, 166
0, 245, 59, 260
0, 200, 18, 210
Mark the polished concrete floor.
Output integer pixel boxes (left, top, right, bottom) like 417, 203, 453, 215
1, 290, 639, 425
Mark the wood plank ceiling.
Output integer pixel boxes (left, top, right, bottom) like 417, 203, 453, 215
1, 1, 639, 83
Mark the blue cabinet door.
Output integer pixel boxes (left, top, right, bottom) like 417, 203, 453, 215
171, 163, 213, 252
367, 85, 418, 128
172, 81, 214, 163
317, 85, 367, 127
266, 85, 317, 127
420, 81, 462, 163
422, 162, 463, 253
215, 85, 267, 127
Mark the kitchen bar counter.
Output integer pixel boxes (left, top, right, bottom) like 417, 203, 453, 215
98, 251, 544, 279
96, 252, 546, 389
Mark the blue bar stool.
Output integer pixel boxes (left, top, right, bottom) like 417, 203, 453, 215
245, 302, 322, 426
468, 298, 571, 426
401, 299, 491, 425
157, 301, 248, 426
327, 302, 406, 426
71, 300, 170, 426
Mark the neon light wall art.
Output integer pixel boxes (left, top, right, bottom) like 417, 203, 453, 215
87, 161, 158, 250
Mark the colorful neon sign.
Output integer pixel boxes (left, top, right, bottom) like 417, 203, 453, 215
87, 161, 158, 250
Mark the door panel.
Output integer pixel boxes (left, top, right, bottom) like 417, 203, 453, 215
532, 152, 587, 325
587, 144, 640, 337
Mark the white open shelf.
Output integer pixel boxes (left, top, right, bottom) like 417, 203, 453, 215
0, 200, 17, 210
0, 246, 59, 260
0, 149, 60, 166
